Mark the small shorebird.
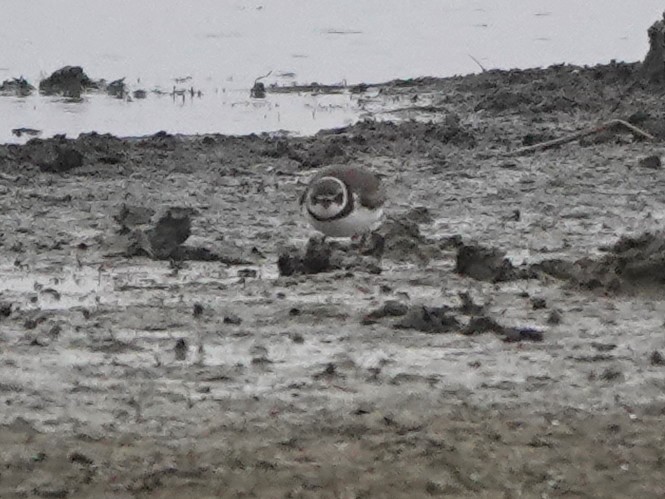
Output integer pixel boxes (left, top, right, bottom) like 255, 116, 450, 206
300, 165, 385, 238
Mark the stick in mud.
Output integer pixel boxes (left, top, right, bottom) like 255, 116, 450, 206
506, 118, 655, 156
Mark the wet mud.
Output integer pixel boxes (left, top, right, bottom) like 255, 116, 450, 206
1, 59, 665, 497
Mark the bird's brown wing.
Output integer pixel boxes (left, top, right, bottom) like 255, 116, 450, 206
318, 165, 385, 209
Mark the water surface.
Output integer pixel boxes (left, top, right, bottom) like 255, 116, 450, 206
1, 0, 662, 142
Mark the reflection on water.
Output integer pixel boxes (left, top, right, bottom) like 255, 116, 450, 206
0, 90, 361, 144
0, 0, 662, 142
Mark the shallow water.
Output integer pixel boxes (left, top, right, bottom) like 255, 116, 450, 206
0, 0, 662, 142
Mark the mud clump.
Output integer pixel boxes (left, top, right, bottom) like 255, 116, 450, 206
455, 242, 520, 282
373, 211, 442, 264
532, 232, 665, 292
0, 77, 34, 97
0, 302, 12, 318
105, 78, 126, 99
142, 208, 193, 259
114, 204, 156, 232
250, 81, 266, 99
39, 66, 98, 98
362, 300, 409, 324
11, 132, 125, 172
638, 155, 662, 169
372, 299, 545, 342
109, 206, 250, 263
279, 119, 476, 168
39, 147, 84, 173
394, 305, 460, 334
119, 207, 192, 259
277, 237, 381, 276
640, 11, 665, 84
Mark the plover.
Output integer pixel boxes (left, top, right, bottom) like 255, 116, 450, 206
300, 165, 385, 238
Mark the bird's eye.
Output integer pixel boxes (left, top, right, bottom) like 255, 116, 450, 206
334, 193, 343, 203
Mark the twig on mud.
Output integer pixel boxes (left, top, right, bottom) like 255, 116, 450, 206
253, 70, 273, 86
468, 54, 487, 73
506, 119, 655, 156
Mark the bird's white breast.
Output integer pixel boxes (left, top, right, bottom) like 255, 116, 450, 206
306, 202, 383, 238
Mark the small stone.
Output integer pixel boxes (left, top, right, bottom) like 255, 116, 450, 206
192, 303, 204, 317
650, 350, 665, 366
223, 313, 242, 325
600, 367, 622, 381
0, 302, 12, 318
68, 451, 94, 465
547, 309, 562, 325
290, 333, 305, 344
502, 327, 544, 343
638, 155, 662, 169
174, 338, 188, 360
237, 268, 257, 278
530, 296, 547, 309
591, 342, 617, 352
313, 363, 338, 379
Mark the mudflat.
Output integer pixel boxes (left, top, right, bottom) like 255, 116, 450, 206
1, 61, 665, 498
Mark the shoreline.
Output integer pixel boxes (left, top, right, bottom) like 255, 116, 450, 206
1, 57, 664, 497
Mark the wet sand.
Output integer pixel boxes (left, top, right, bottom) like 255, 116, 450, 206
1, 62, 665, 498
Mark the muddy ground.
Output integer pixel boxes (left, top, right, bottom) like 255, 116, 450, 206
1, 62, 665, 498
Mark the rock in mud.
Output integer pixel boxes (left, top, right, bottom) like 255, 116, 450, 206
455, 242, 519, 282
0, 77, 34, 97
277, 237, 381, 276
394, 305, 460, 334
39, 66, 97, 98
